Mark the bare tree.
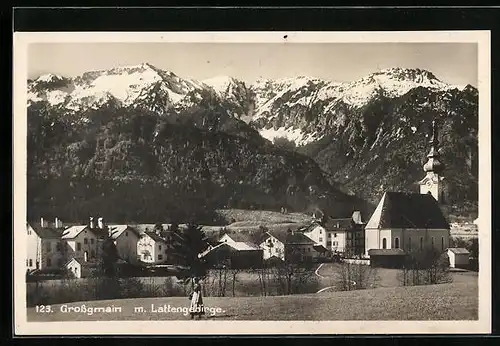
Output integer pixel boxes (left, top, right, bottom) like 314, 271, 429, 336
228, 267, 241, 297
398, 247, 452, 286
253, 263, 271, 296
271, 246, 318, 295
333, 261, 378, 291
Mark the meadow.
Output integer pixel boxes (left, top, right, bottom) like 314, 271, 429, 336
27, 281, 478, 321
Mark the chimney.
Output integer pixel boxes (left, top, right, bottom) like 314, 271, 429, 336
98, 217, 104, 229
89, 217, 95, 229
40, 217, 45, 228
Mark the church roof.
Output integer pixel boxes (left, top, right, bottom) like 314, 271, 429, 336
366, 192, 450, 230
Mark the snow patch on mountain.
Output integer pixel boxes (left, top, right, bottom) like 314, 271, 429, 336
202, 76, 237, 94
259, 126, 318, 146
36, 73, 65, 83
28, 63, 210, 111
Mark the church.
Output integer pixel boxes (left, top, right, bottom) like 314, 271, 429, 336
364, 120, 451, 258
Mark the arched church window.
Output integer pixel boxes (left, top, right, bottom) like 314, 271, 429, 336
382, 238, 387, 249
394, 237, 400, 249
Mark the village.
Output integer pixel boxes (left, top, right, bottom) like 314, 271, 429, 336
25, 120, 478, 281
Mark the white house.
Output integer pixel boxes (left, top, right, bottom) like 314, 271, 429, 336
108, 225, 141, 264
26, 220, 65, 271
137, 231, 168, 264
61, 225, 100, 262
302, 211, 365, 258
302, 223, 328, 249
259, 231, 286, 260
446, 248, 470, 269
65, 257, 99, 278
259, 229, 318, 262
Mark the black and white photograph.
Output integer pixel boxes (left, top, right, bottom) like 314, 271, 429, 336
13, 31, 491, 335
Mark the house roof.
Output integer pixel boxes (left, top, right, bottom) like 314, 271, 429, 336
143, 231, 167, 243
313, 244, 330, 253
29, 223, 62, 239
447, 248, 470, 255
365, 192, 450, 230
61, 225, 90, 239
301, 222, 324, 234
368, 249, 407, 256
323, 217, 355, 230
234, 241, 261, 250
199, 242, 233, 258
220, 232, 255, 243
65, 257, 99, 268
267, 230, 316, 245
108, 225, 140, 240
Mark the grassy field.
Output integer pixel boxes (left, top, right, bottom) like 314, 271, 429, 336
27, 281, 478, 321
215, 209, 312, 225
316, 263, 478, 290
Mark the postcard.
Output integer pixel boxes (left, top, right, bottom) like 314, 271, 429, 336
13, 30, 491, 335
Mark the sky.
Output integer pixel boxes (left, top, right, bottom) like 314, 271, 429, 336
28, 42, 478, 87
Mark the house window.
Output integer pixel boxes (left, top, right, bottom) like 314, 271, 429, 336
420, 237, 424, 250
334, 233, 337, 238
29, 259, 33, 267
46, 243, 51, 252
56, 243, 61, 251
328, 233, 331, 238
47, 258, 52, 267
84, 238, 88, 245
394, 237, 400, 249
158, 254, 163, 261
382, 238, 387, 249
408, 237, 412, 252
77, 242, 82, 251
26, 259, 29, 266
441, 237, 445, 251
319, 237, 323, 242
27, 228, 31, 235
308, 248, 311, 252
159, 245, 162, 250
91, 239, 95, 245
91, 250, 96, 258
319, 229, 322, 234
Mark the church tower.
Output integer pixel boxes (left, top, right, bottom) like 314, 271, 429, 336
418, 119, 446, 203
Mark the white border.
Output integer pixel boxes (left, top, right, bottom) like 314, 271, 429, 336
13, 31, 491, 335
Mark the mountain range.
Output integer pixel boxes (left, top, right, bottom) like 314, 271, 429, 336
26, 63, 478, 223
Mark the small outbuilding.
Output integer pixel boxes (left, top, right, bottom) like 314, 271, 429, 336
368, 249, 408, 268
65, 257, 99, 278
446, 248, 470, 269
